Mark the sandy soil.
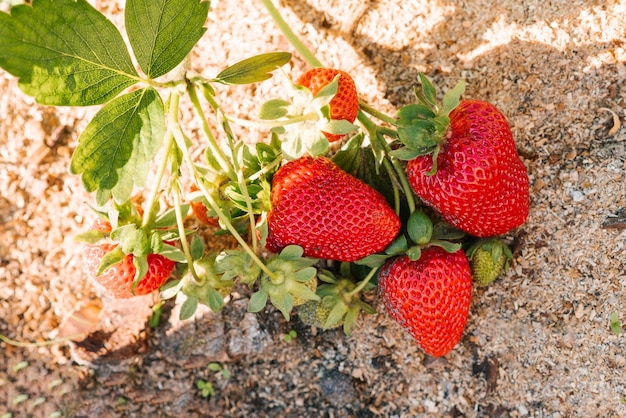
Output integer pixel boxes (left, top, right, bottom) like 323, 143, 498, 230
1, 0, 626, 416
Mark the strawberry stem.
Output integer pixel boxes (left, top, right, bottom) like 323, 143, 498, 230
345, 266, 378, 298
0, 333, 86, 347
186, 81, 236, 179
172, 182, 201, 283
142, 124, 175, 229
262, 0, 417, 214
358, 98, 396, 126
357, 111, 417, 213
168, 92, 278, 281
260, 0, 324, 68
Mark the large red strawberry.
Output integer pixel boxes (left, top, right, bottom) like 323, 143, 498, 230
397, 75, 529, 237
296, 68, 359, 142
266, 156, 400, 262
406, 99, 529, 237
83, 220, 175, 299
378, 248, 472, 357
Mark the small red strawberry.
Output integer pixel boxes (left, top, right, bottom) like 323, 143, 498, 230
83, 220, 175, 299
266, 156, 400, 262
378, 247, 472, 357
296, 68, 359, 142
189, 184, 219, 227
397, 75, 529, 237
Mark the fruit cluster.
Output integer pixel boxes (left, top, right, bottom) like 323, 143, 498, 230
78, 66, 529, 357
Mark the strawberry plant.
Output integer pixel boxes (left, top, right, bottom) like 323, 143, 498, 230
0, 0, 529, 358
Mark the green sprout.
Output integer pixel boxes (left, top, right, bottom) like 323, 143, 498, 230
282, 329, 297, 342
208, 362, 231, 379
610, 312, 622, 335
196, 380, 215, 398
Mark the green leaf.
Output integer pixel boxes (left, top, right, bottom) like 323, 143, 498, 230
406, 246, 422, 261
306, 134, 330, 158
214, 52, 292, 84
288, 281, 320, 302
205, 288, 224, 312
125, 0, 209, 79
431, 222, 465, 241
442, 79, 466, 115
153, 204, 189, 228
70, 88, 165, 205
314, 74, 339, 101
259, 99, 291, 120
355, 254, 388, 268
131, 255, 149, 294
207, 363, 222, 372
343, 306, 360, 335
385, 235, 408, 255
321, 119, 360, 135
293, 267, 317, 283
417, 73, 437, 106
279, 245, 304, 260
388, 146, 423, 161
429, 240, 462, 253
160, 279, 183, 300
248, 290, 268, 313
73, 230, 108, 244
324, 302, 348, 331
159, 243, 187, 263
190, 234, 205, 260
332, 133, 364, 175
179, 295, 198, 320
396, 103, 436, 126
96, 246, 126, 276
397, 122, 439, 149
0, 0, 138, 105
273, 292, 294, 320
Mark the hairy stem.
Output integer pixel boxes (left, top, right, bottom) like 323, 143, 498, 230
358, 98, 397, 126
142, 118, 175, 228
186, 81, 235, 179
0, 333, 85, 347
358, 111, 416, 213
346, 266, 378, 298
169, 93, 277, 280
227, 112, 319, 129
172, 182, 200, 282
260, 0, 324, 68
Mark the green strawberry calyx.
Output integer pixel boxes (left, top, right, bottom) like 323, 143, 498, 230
256, 72, 359, 160
161, 252, 235, 319
310, 266, 376, 335
247, 245, 320, 321
75, 200, 188, 293
356, 211, 465, 268
391, 73, 466, 174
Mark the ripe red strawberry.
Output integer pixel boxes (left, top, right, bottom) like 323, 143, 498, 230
83, 220, 175, 299
378, 248, 472, 357
296, 68, 359, 142
406, 99, 529, 237
189, 184, 219, 227
266, 156, 400, 262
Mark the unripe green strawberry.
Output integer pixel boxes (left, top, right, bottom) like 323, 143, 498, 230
466, 238, 513, 286
297, 300, 343, 330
